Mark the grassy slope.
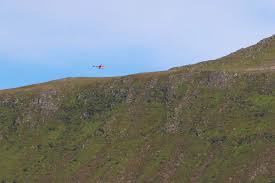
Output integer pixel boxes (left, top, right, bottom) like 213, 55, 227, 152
171, 35, 275, 72
0, 37, 275, 183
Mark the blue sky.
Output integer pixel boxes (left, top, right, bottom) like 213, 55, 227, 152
0, 0, 275, 89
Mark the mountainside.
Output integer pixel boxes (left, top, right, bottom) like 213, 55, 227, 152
0, 36, 275, 183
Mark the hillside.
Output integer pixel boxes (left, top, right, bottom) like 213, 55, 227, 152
0, 36, 275, 183
172, 35, 275, 72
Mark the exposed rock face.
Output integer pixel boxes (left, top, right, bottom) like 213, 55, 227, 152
32, 89, 59, 112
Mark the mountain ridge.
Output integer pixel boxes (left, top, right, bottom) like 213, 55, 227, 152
2, 35, 275, 93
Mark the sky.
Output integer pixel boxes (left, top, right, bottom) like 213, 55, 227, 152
0, 0, 275, 89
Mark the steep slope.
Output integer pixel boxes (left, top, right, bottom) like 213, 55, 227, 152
0, 37, 275, 183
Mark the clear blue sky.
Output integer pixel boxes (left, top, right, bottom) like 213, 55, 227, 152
1, 0, 275, 89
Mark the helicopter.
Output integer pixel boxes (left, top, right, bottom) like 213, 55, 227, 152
92, 64, 105, 69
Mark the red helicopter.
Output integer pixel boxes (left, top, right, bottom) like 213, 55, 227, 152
92, 64, 105, 69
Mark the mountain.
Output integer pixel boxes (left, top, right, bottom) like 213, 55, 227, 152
0, 36, 275, 183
